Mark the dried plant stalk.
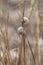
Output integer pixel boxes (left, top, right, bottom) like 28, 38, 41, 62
38, 46, 42, 65
3, 29, 11, 65
27, 40, 36, 65
39, 14, 43, 39
18, 41, 22, 65
22, 2, 27, 65
34, 41, 38, 63
4, 26, 9, 51
34, 11, 41, 65
0, 27, 5, 65
3, 12, 11, 65
28, 0, 36, 19
0, 11, 11, 64
28, 0, 36, 33
27, 0, 42, 65
22, 34, 26, 65
21, 0, 36, 65
34, 32, 40, 65
18, 0, 26, 65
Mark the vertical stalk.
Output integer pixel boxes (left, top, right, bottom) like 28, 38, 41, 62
34, 32, 39, 65
22, 34, 26, 65
28, 0, 38, 65
22, 0, 27, 64
34, 8, 41, 65
4, 28, 10, 63
27, 39, 36, 65
28, 0, 36, 64
28, 0, 36, 20
18, 0, 26, 65
39, 14, 43, 40
0, 27, 5, 65
18, 40, 22, 65
3, 12, 11, 65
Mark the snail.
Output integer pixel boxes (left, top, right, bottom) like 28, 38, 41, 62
23, 17, 29, 25
17, 26, 25, 35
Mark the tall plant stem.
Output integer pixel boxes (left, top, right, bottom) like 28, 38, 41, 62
3, 12, 11, 65
0, 27, 5, 65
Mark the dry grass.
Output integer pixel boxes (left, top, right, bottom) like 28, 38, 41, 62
0, 0, 43, 65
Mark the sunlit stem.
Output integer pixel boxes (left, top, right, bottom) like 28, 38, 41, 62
34, 7, 41, 65
0, 26, 5, 65
3, 12, 11, 65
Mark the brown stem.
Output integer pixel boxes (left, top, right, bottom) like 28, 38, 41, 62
22, 34, 26, 65
3, 27, 11, 65
27, 40, 36, 65
18, 42, 22, 65
0, 27, 5, 65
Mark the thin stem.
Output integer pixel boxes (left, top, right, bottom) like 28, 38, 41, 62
22, 34, 26, 65
0, 27, 5, 65
18, 41, 22, 65
18, 0, 26, 65
3, 12, 11, 65
22, 0, 27, 65
28, 0, 36, 20
27, 40, 36, 65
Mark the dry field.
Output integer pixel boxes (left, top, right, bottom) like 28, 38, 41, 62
0, 0, 43, 65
